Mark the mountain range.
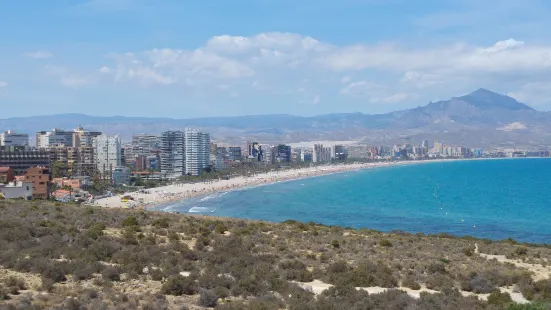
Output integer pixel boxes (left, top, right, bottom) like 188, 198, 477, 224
1, 88, 550, 149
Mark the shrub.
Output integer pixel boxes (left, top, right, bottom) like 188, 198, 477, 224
102, 267, 121, 282
379, 239, 393, 247
161, 275, 197, 296
469, 275, 495, 294
42, 264, 67, 283
487, 290, 512, 305
425, 274, 453, 291
330, 239, 340, 249
152, 217, 170, 228
462, 245, 475, 256
5, 276, 26, 290
122, 215, 138, 227
427, 262, 447, 274
515, 246, 528, 256
198, 289, 218, 307
402, 276, 421, 290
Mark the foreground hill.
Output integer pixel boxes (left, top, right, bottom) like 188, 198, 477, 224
0, 200, 550, 309
1, 89, 550, 148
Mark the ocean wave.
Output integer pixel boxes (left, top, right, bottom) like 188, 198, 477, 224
189, 206, 216, 213
199, 191, 229, 202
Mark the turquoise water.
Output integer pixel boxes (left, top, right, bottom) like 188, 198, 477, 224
161, 158, 551, 244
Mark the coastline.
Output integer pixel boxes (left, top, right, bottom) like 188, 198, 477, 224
93, 158, 461, 210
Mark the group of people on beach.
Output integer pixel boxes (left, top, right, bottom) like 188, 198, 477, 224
95, 163, 386, 209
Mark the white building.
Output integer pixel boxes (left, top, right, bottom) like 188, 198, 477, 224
93, 135, 121, 178
184, 128, 210, 176
36, 128, 74, 148
0, 130, 29, 147
0, 181, 33, 199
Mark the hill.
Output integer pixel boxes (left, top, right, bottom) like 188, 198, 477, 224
0, 200, 550, 309
1, 89, 551, 148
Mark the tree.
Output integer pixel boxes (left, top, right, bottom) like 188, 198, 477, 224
51, 161, 69, 178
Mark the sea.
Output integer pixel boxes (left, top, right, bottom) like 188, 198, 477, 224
159, 158, 551, 244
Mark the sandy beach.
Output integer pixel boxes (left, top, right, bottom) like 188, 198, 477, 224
93, 160, 445, 210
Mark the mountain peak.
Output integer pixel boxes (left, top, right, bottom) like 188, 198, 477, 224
457, 88, 534, 111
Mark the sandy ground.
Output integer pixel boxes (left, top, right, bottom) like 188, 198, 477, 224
475, 243, 551, 282
295, 280, 530, 304
94, 160, 435, 210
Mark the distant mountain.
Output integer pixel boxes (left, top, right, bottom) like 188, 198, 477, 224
1, 89, 550, 148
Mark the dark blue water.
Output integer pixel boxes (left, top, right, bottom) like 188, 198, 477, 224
161, 158, 551, 244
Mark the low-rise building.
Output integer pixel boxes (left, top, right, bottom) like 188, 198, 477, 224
24, 167, 51, 199
0, 167, 15, 183
53, 178, 81, 190
0, 181, 33, 199
112, 166, 130, 185
0, 149, 50, 175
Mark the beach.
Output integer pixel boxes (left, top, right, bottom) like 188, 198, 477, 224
93, 160, 428, 209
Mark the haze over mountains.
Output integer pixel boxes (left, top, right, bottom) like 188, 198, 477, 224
2, 89, 550, 149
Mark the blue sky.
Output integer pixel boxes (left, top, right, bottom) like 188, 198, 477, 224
2, 0, 551, 118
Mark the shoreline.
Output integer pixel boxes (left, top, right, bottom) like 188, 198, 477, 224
93, 158, 466, 210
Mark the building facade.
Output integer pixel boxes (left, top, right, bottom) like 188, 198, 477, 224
93, 135, 122, 179
0, 130, 29, 147
72, 126, 102, 148
36, 129, 74, 148
0, 181, 33, 199
160, 131, 185, 179
228, 147, 242, 161
312, 144, 332, 163
24, 166, 51, 199
0, 149, 50, 175
184, 128, 210, 176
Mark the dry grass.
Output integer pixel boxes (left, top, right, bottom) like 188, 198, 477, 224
0, 200, 550, 309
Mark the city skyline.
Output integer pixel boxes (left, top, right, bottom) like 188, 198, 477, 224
3, 1, 551, 118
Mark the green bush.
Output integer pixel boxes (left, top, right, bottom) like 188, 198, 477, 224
330, 239, 340, 249
487, 290, 512, 305
379, 239, 393, 247
122, 215, 138, 227
161, 275, 197, 296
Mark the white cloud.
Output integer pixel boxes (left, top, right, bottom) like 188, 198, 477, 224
50, 32, 551, 109
24, 51, 53, 59
312, 95, 320, 105
0, 81, 7, 88
45, 65, 97, 88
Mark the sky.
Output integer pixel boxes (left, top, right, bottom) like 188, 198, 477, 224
1, 0, 551, 118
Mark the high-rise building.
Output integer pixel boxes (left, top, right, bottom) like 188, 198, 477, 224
72, 126, 102, 148
421, 140, 429, 148
276, 144, 291, 163
347, 146, 370, 159
132, 134, 160, 157
36, 129, 74, 148
0, 130, 29, 147
247, 142, 263, 161
331, 145, 347, 161
228, 147, 242, 161
160, 131, 185, 179
312, 144, 332, 163
93, 135, 121, 179
184, 128, 210, 176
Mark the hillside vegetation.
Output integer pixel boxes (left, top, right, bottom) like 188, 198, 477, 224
0, 200, 550, 310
